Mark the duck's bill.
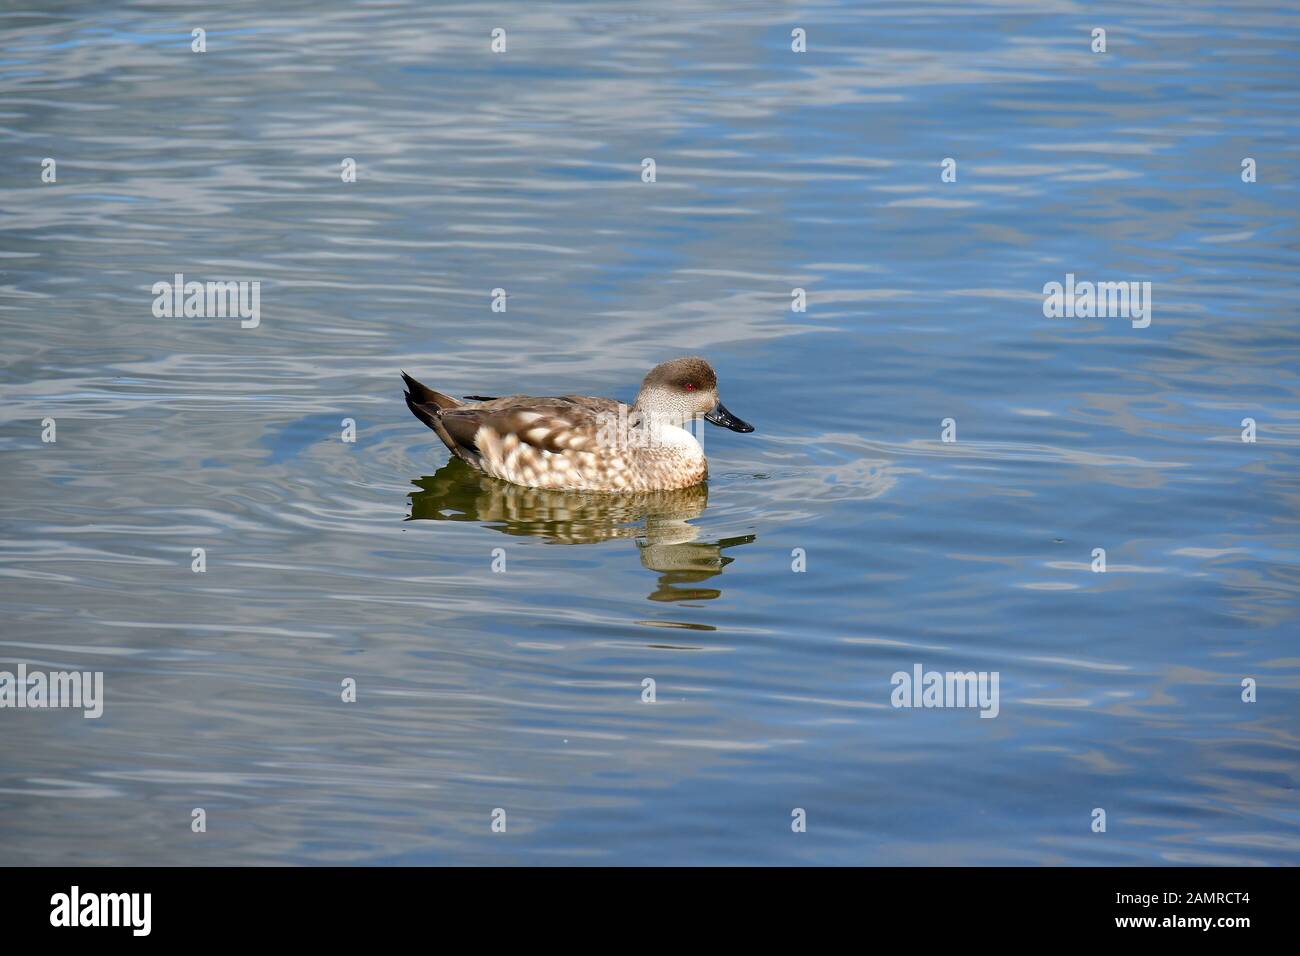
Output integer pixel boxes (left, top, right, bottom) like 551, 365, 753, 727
704, 401, 754, 433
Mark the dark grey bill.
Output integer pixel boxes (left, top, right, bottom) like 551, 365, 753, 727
704, 401, 754, 433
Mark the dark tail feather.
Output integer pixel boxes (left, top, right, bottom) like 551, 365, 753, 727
403, 390, 442, 431
402, 370, 463, 432
402, 371, 462, 409
401, 371, 461, 410
402, 371, 480, 466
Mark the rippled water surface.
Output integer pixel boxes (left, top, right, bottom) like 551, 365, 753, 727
2, 1, 1298, 865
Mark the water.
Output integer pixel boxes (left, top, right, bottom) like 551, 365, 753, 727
1, 1, 1298, 865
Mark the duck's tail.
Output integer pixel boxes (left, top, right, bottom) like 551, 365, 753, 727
401, 370, 461, 422
403, 370, 482, 465
401, 369, 468, 455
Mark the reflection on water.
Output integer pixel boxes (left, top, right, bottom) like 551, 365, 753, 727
409, 459, 755, 602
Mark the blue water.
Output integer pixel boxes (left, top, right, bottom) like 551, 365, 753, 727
1, 1, 1297, 865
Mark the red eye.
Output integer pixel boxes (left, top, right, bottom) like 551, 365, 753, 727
685, 383, 696, 391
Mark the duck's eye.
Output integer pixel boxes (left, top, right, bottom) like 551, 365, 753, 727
685, 383, 696, 391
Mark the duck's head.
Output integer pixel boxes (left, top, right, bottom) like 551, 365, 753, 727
634, 356, 754, 433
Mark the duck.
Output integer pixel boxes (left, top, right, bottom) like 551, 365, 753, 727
401, 357, 753, 492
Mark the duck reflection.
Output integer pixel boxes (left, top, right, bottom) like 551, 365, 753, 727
407, 459, 754, 602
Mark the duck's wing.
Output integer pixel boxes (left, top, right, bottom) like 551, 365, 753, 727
437, 395, 627, 460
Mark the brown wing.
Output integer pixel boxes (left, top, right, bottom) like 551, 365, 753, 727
437, 395, 626, 458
